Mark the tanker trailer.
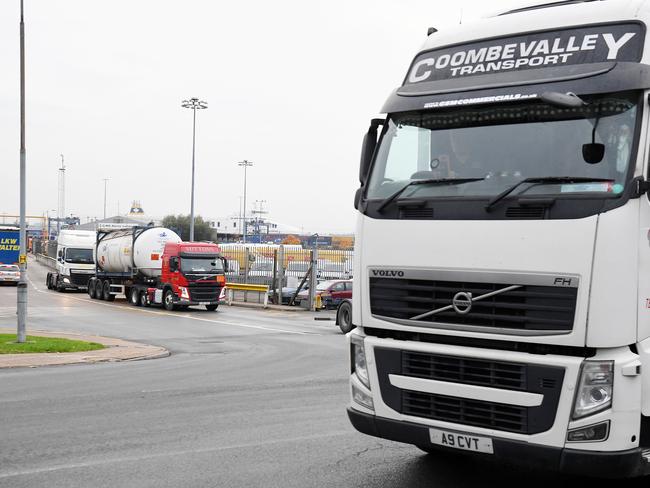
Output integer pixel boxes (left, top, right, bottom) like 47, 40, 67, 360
88, 226, 227, 311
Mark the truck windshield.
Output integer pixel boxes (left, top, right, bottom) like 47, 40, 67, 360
181, 257, 223, 274
65, 248, 94, 264
366, 93, 638, 202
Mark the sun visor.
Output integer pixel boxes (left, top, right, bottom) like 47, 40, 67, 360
383, 62, 650, 113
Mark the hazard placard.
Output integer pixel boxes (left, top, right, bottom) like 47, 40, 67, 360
18, 254, 26, 265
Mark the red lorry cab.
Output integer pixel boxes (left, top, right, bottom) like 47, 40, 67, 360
157, 242, 226, 311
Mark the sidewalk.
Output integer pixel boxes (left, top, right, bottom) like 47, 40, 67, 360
0, 328, 169, 369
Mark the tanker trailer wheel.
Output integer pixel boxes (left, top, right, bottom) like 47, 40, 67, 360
46, 273, 53, 290
163, 289, 176, 311
102, 280, 115, 302
139, 291, 149, 307
205, 304, 219, 311
88, 279, 96, 298
130, 287, 141, 306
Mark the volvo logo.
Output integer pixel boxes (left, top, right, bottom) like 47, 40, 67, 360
451, 291, 473, 315
372, 270, 405, 277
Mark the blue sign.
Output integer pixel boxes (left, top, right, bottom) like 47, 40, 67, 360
0, 229, 20, 264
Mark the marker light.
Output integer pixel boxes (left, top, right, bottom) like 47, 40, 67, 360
572, 361, 614, 419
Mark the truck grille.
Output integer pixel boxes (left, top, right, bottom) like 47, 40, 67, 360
403, 351, 527, 391
188, 284, 220, 302
70, 272, 91, 287
375, 348, 564, 435
370, 278, 577, 332
402, 391, 527, 433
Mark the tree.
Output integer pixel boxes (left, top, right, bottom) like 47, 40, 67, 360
281, 235, 301, 245
161, 214, 215, 242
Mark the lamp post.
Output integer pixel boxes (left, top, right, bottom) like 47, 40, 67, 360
102, 178, 109, 219
181, 97, 208, 241
16, 0, 27, 342
238, 160, 253, 243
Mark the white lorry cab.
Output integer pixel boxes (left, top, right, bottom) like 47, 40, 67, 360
349, 0, 650, 478
46, 230, 95, 291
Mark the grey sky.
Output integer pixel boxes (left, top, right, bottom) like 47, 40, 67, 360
0, 0, 531, 233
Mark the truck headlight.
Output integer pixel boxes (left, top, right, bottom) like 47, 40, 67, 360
572, 361, 614, 419
351, 335, 370, 389
63, 277, 70, 284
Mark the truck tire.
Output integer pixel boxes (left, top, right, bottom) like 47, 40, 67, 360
130, 287, 141, 306
163, 289, 176, 311
88, 279, 96, 298
206, 304, 219, 311
55, 275, 64, 292
337, 301, 354, 334
102, 280, 115, 302
139, 291, 149, 307
46, 273, 52, 290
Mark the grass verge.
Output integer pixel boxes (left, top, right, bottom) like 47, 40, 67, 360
0, 334, 105, 354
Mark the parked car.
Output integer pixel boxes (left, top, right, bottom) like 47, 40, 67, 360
296, 279, 352, 309
0, 264, 20, 285
267, 284, 310, 305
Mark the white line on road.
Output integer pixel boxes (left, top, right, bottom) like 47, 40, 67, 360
47, 291, 319, 336
0, 430, 354, 479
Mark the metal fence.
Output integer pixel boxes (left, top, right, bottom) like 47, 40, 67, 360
218, 244, 354, 308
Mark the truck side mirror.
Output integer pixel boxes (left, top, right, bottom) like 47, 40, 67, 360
169, 257, 178, 272
221, 257, 229, 273
359, 118, 384, 184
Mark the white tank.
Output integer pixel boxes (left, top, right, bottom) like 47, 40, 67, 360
97, 227, 181, 277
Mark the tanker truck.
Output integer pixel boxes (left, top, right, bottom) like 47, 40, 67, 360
87, 226, 227, 311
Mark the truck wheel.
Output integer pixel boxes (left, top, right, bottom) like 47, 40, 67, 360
88, 279, 96, 298
163, 290, 176, 311
130, 288, 141, 306
139, 291, 149, 307
205, 304, 219, 311
46, 273, 52, 290
55, 276, 64, 292
337, 301, 354, 334
102, 281, 115, 302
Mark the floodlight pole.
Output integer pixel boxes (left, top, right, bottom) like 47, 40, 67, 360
238, 160, 253, 243
181, 97, 207, 241
103, 178, 109, 219
17, 0, 27, 342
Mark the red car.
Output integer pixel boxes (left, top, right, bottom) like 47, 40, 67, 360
297, 279, 352, 309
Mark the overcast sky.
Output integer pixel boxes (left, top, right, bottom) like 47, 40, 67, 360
0, 0, 534, 234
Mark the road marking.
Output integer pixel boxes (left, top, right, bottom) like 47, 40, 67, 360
50, 293, 319, 336
0, 430, 354, 479
27, 275, 43, 293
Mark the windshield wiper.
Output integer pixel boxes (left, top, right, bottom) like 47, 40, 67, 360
485, 176, 614, 211
377, 177, 485, 213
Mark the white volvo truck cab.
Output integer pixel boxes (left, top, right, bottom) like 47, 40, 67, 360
348, 0, 650, 477
46, 230, 96, 291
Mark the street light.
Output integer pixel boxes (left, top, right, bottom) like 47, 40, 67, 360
238, 160, 253, 243
17, 0, 27, 342
102, 178, 109, 219
181, 97, 208, 241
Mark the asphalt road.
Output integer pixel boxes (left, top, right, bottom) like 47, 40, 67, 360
0, 261, 642, 487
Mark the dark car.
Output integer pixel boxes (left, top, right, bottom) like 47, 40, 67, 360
267, 284, 310, 305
